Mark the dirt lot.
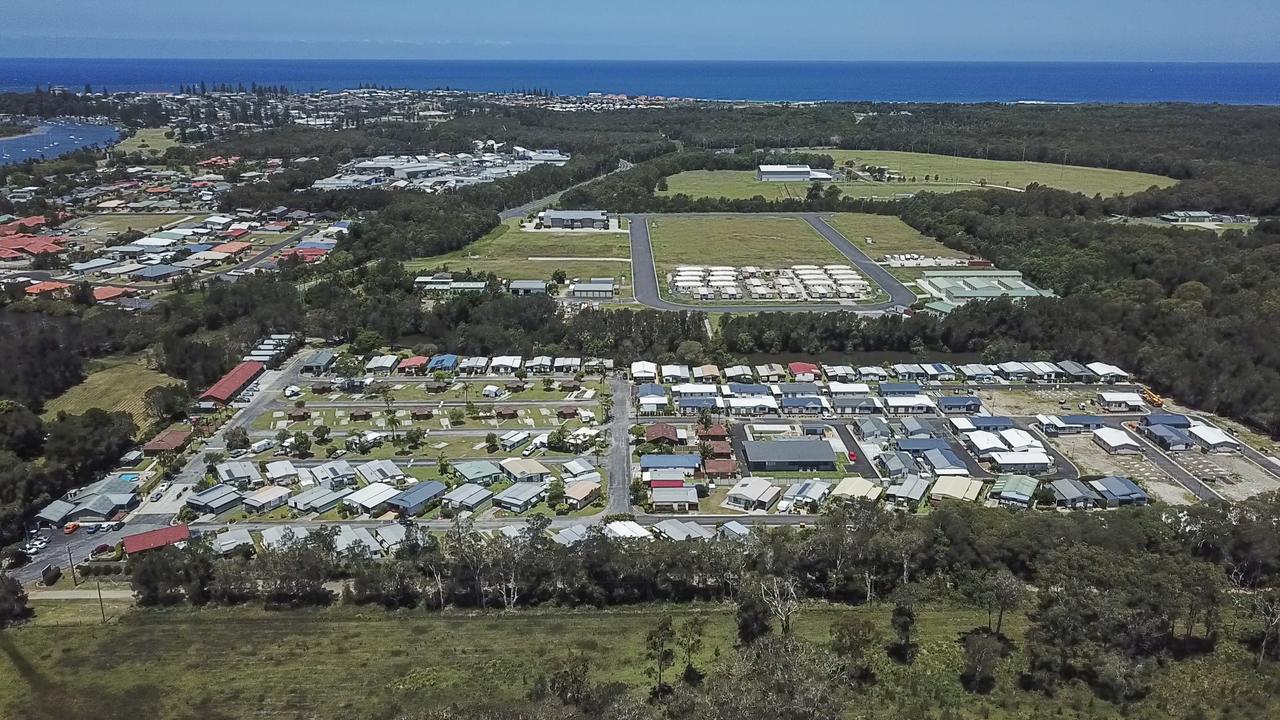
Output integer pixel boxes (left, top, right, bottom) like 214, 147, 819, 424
1052, 435, 1195, 505
1176, 451, 1280, 501
980, 388, 1099, 417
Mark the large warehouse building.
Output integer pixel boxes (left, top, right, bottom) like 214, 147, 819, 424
742, 439, 837, 473
756, 165, 834, 183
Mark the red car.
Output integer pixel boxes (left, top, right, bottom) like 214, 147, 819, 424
847, 451, 859, 462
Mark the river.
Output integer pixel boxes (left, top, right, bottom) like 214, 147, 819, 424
0, 121, 122, 166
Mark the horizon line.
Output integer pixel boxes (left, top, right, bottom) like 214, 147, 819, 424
2, 57, 1279, 66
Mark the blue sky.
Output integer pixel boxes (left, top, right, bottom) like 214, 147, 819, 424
6, 0, 1280, 61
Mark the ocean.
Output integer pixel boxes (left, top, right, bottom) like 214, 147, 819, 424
1, 58, 1279, 104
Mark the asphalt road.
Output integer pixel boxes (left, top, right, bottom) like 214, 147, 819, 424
626, 212, 915, 313
498, 159, 633, 221
605, 375, 634, 514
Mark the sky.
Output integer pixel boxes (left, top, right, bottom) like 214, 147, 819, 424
5, 0, 1280, 62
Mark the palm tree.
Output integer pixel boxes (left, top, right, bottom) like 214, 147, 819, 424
384, 395, 400, 443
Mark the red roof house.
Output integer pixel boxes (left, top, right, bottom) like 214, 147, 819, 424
700, 459, 738, 479
397, 356, 429, 374
649, 479, 687, 489
199, 361, 265, 406
645, 423, 680, 445
212, 241, 252, 255
143, 427, 193, 455
788, 361, 819, 379
122, 524, 190, 555
24, 280, 72, 297
92, 286, 133, 302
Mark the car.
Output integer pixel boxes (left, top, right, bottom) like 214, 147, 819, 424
150, 491, 164, 502
847, 451, 859, 462
63, 522, 80, 535
229, 449, 248, 458
111, 521, 125, 531
157, 482, 171, 494
330, 449, 347, 459
86, 525, 99, 535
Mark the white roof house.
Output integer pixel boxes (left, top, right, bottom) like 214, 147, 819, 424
365, 355, 399, 373
356, 459, 407, 485
998, 428, 1042, 452
726, 478, 781, 510
990, 451, 1053, 471
1189, 425, 1241, 451
1097, 391, 1144, 410
489, 355, 523, 374
342, 482, 400, 514
266, 458, 300, 481
832, 476, 884, 501
630, 361, 658, 380
605, 520, 654, 541
930, 477, 985, 503
1093, 427, 1142, 453
1086, 362, 1130, 380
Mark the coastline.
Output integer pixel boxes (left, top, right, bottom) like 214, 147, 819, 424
0, 126, 48, 143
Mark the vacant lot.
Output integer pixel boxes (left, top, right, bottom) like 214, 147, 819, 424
407, 221, 633, 298
979, 387, 1098, 417
825, 149, 1176, 197
1178, 452, 1280, 501
5, 600, 1275, 720
113, 127, 180, 157
647, 214, 845, 275
41, 358, 181, 427
1052, 435, 1193, 505
823, 213, 971, 260
73, 213, 188, 242
658, 169, 958, 202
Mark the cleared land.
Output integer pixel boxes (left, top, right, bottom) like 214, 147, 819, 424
647, 214, 846, 274
406, 221, 634, 298
41, 358, 181, 427
1052, 435, 1193, 505
660, 169, 992, 201
113, 127, 180, 157
826, 149, 1176, 197
822, 213, 971, 260
73, 213, 188, 242
3, 601, 1275, 720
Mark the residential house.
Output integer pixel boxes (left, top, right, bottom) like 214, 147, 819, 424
387, 481, 447, 516
990, 474, 1040, 508
651, 486, 699, 513
243, 485, 291, 514
452, 460, 504, 486
564, 480, 601, 510
493, 483, 545, 513
442, 483, 493, 510
185, 484, 244, 515
1093, 427, 1142, 455
343, 482, 400, 515
724, 478, 781, 511
742, 440, 836, 472
500, 457, 552, 483
1050, 478, 1101, 509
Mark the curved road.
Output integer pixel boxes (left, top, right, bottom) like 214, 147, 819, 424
627, 212, 917, 313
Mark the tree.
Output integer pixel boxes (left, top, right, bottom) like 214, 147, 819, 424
312, 424, 331, 443
405, 427, 424, 447
144, 385, 191, 421
1247, 589, 1280, 668
890, 602, 917, 663
676, 613, 708, 685
349, 328, 384, 357
0, 571, 30, 628
447, 407, 464, 425
757, 574, 801, 635
436, 452, 451, 477
0, 400, 43, 459
551, 269, 567, 285
599, 395, 614, 421
224, 427, 250, 450
736, 592, 772, 645
291, 432, 312, 457
130, 547, 185, 606
682, 636, 848, 720
485, 432, 499, 453
384, 396, 401, 443
546, 477, 566, 507
830, 614, 881, 679
987, 568, 1025, 635
962, 632, 1004, 693
644, 613, 676, 697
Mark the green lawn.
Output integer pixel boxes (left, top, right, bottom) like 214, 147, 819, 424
405, 220, 634, 297
825, 149, 1176, 197
113, 127, 180, 157
41, 358, 182, 427
647, 214, 846, 275
823, 213, 974, 261
659, 169, 1001, 202
73, 212, 189, 241
4, 601, 1272, 720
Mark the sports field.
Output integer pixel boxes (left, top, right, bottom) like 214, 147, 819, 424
647, 214, 845, 274
41, 357, 181, 426
407, 221, 634, 298
827, 149, 1176, 196
823, 213, 973, 261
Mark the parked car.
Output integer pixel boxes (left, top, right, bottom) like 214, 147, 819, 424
847, 451, 859, 462
86, 525, 99, 535
157, 482, 171, 494
150, 491, 164, 502
63, 522, 80, 535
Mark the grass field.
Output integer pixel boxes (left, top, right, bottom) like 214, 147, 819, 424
659, 152, 1175, 202
3, 601, 1274, 720
113, 127, 180, 157
73, 213, 190, 242
647, 215, 846, 274
826, 149, 1176, 196
823, 213, 971, 261
41, 357, 181, 426
406, 221, 634, 298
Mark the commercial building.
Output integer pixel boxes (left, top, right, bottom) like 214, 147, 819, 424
568, 279, 615, 299
756, 164, 833, 182
916, 270, 1054, 310
742, 439, 836, 473
198, 361, 265, 408
542, 209, 609, 229
34, 475, 140, 526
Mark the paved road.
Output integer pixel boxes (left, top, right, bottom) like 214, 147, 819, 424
498, 159, 633, 221
605, 375, 634, 514
215, 224, 320, 280
626, 213, 914, 313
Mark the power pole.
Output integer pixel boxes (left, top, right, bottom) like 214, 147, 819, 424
66, 545, 78, 587
97, 580, 107, 623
